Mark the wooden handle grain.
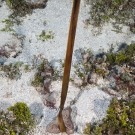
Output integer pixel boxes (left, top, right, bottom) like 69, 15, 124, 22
58, 0, 81, 132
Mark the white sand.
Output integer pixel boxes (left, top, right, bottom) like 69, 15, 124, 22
0, 0, 135, 134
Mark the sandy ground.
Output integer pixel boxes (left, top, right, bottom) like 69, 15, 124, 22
0, 0, 135, 134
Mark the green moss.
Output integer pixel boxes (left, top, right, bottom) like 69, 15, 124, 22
131, 27, 135, 34
1, 19, 16, 32
39, 30, 54, 42
87, 0, 135, 33
2, 0, 47, 33
83, 123, 91, 134
115, 52, 131, 65
6, 0, 32, 17
2, 62, 22, 80
106, 53, 116, 65
31, 62, 45, 87
11, 131, 16, 135
8, 102, 34, 125
96, 68, 103, 75
24, 65, 29, 71
83, 98, 135, 135
107, 44, 135, 65
0, 102, 34, 135
125, 43, 135, 57
93, 125, 102, 135
1, 0, 31, 32
31, 76, 44, 87
38, 62, 44, 71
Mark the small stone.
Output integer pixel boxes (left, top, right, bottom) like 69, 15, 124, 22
84, 75, 88, 84
46, 107, 74, 134
50, 60, 62, 71
62, 107, 74, 134
83, 58, 87, 63
83, 53, 89, 60
44, 78, 51, 92
41, 72, 46, 77
112, 65, 122, 75
103, 55, 107, 62
10, 52, 17, 57
89, 55, 96, 63
130, 95, 135, 100
96, 57, 103, 64
102, 87, 118, 96
120, 73, 133, 82
95, 64, 101, 69
32, 114, 43, 125
45, 91, 57, 104
45, 72, 52, 77
74, 77, 83, 86
101, 62, 107, 68
80, 49, 85, 55
46, 118, 60, 134
88, 72, 98, 84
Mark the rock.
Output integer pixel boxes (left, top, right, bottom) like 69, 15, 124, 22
102, 87, 119, 96
120, 73, 133, 82
80, 49, 85, 55
83, 75, 88, 85
41, 72, 46, 77
45, 91, 57, 104
74, 77, 83, 87
96, 57, 104, 64
130, 95, 135, 100
46, 118, 60, 134
88, 72, 98, 84
102, 54, 107, 62
50, 59, 62, 71
83, 58, 87, 63
30, 103, 44, 125
112, 65, 122, 75
88, 55, 96, 64
101, 62, 107, 68
83, 53, 89, 60
0, 57, 6, 65
32, 114, 43, 125
44, 78, 51, 92
46, 107, 74, 134
95, 63, 101, 69
10, 52, 17, 57
62, 107, 74, 134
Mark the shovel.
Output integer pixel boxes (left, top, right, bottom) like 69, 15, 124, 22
46, 0, 80, 133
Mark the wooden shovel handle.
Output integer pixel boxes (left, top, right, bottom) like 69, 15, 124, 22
58, 0, 81, 132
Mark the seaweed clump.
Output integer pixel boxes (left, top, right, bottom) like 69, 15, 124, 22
0, 102, 34, 135
6, 0, 48, 17
107, 43, 135, 65
1, 0, 48, 32
38, 30, 54, 42
1, 62, 23, 80
86, 0, 135, 33
83, 98, 135, 135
